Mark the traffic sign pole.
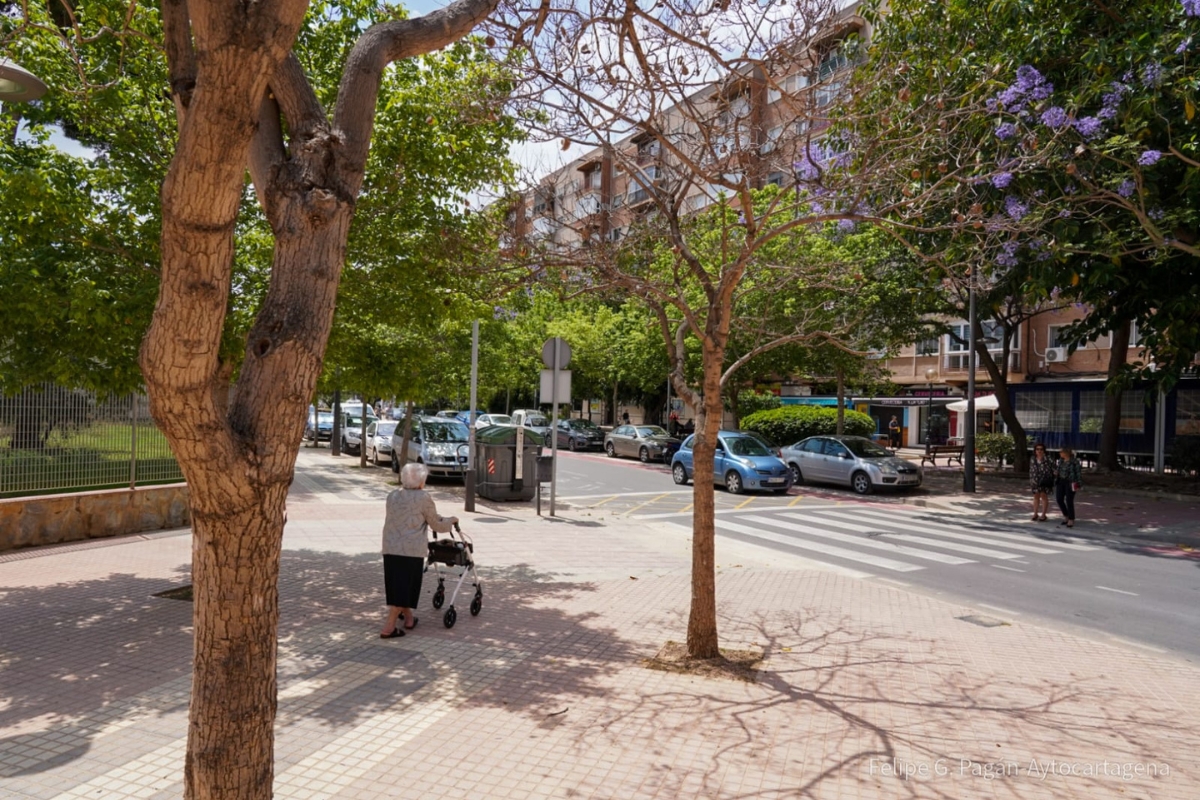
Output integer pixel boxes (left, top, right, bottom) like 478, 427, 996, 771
465, 320, 478, 513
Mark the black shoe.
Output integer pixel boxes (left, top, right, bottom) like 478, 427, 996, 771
1059, 519, 1068, 526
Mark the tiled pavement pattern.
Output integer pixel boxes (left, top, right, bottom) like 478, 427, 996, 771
2, 462, 1198, 798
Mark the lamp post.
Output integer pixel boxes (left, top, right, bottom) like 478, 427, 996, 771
964, 264, 978, 493
924, 366, 937, 446
0, 60, 47, 102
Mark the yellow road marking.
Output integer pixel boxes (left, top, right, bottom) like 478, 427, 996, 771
734, 496, 757, 509
788, 495, 805, 507
624, 493, 672, 515
588, 495, 619, 508
680, 503, 693, 513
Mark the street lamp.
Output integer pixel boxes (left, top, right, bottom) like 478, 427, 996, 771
924, 366, 937, 446
0, 60, 47, 102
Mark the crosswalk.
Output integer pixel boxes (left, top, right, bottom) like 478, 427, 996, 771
663, 505, 1097, 578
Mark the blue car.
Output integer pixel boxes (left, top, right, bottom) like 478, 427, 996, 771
670, 431, 793, 494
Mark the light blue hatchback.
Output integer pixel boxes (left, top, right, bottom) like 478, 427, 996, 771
670, 431, 793, 494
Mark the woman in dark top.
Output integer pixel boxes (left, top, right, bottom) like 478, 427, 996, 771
1054, 447, 1083, 528
1028, 444, 1054, 522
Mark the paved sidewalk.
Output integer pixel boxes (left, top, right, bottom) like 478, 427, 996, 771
1, 470, 1198, 798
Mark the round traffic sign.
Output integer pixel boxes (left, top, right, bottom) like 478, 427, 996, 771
541, 337, 572, 369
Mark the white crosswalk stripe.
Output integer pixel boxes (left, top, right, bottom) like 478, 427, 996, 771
663, 522, 872, 579
739, 515, 975, 565
830, 508, 1068, 554
714, 518, 923, 572
847, 506, 1096, 550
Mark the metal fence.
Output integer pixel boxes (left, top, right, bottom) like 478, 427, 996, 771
0, 384, 183, 498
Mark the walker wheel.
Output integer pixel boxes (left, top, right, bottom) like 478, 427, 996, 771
470, 597, 482, 616
432, 590, 445, 609
443, 607, 457, 628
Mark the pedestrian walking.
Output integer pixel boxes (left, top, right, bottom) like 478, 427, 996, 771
888, 415, 901, 449
1028, 443, 1054, 521
379, 463, 457, 638
622, 411, 630, 424
1054, 447, 1082, 528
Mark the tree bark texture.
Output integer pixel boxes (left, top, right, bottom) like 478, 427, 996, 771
139, 0, 501, 797
1098, 321, 1131, 472
972, 320, 1029, 473
684, 342, 725, 659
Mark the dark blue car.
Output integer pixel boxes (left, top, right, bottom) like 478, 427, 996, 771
670, 431, 793, 494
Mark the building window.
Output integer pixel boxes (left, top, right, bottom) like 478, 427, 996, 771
1176, 389, 1200, 435
765, 171, 785, 187
582, 168, 600, 190
1129, 321, 1144, 347
915, 336, 939, 356
1079, 390, 1147, 434
1047, 325, 1072, 348
767, 73, 809, 104
946, 321, 1015, 353
1016, 391, 1073, 432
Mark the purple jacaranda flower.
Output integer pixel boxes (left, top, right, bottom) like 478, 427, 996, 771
995, 122, 1017, 140
1050, 286, 1062, 300
996, 240, 1020, 268
1183, 0, 1200, 18
1058, 209, 1071, 218
1040, 106, 1069, 128
1142, 63, 1163, 87
992, 171, 1014, 189
1177, 37, 1192, 54
1117, 179, 1136, 197
1149, 207, 1166, 221
1074, 116, 1104, 139
1138, 150, 1163, 166
837, 219, 857, 233
997, 85, 1026, 111
1005, 196, 1029, 220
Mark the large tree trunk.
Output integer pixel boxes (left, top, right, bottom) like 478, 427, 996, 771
685, 353, 724, 659
972, 320, 1029, 473
1098, 321, 1131, 472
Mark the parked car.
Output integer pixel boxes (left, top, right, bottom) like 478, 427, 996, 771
604, 424, 680, 463
555, 417, 604, 451
303, 410, 335, 442
339, 411, 368, 455
455, 409, 484, 426
435, 410, 460, 419
510, 409, 552, 439
365, 420, 399, 465
670, 431, 792, 494
390, 417, 471, 478
475, 413, 513, 429
780, 435, 923, 495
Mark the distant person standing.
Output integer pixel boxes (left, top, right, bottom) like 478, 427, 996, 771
1028, 444, 1054, 522
888, 415, 901, 449
622, 411, 630, 425
1054, 447, 1082, 528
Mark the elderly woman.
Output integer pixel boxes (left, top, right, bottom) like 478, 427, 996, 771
380, 463, 457, 638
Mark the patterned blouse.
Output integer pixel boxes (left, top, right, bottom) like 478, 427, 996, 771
381, 489, 454, 558
1029, 456, 1055, 491
1055, 457, 1082, 486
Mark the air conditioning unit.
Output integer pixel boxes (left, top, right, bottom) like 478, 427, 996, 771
1045, 347, 1068, 363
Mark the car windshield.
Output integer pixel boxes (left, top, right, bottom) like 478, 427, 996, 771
637, 426, 669, 437
566, 419, 598, 430
423, 422, 469, 443
726, 436, 771, 457
525, 415, 548, 427
316, 413, 333, 424
345, 415, 365, 427
487, 415, 513, 425
842, 438, 892, 458
376, 422, 398, 436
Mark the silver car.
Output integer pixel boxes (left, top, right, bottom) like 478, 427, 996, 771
604, 424, 680, 463
780, 435, 923, 495
389, 417, 470, 478
365, 420, 399, 465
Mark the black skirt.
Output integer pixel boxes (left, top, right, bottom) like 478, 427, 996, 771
383, 554, 425, 608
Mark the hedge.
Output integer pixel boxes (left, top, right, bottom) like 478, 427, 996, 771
740, 405, 876, 446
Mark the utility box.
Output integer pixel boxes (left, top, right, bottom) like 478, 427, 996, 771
474, 426, 544, 501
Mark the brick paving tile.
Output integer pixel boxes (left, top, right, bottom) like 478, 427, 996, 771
1, 479, 1198, 799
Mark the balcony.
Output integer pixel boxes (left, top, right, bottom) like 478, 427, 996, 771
575, 192, 602, 218
942, 351, 1021, 374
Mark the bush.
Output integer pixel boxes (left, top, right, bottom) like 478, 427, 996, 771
733, 389, 781, 418
976, 432, 1016, 464
740, 405, 875, 446
1169, 435, 1200, 478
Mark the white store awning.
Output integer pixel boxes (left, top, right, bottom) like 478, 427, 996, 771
945, 394, 999, 413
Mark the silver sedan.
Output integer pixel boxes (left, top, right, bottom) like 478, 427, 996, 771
780, 435, 922, 495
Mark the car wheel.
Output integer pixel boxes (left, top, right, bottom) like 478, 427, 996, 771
725, 470, 744, 494
606, 442, 616, 458
390, 452, 400, 473
851, 471, 873, 495
788, 463, 804, 485
672, 463, 689, 485
569, 437, 578, 452
639, 446, 650, 463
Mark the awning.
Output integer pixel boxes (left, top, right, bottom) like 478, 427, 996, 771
946, 394, 999, 413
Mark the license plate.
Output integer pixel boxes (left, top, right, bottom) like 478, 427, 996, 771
766, 477, 785, 484
898, 476, 918, 484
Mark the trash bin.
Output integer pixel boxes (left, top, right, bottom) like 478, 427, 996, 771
474, 426, 544, 501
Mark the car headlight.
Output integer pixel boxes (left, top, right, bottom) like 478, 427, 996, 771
878, 463, 897, 475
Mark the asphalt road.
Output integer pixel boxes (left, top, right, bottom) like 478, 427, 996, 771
552, 449, 1200, 661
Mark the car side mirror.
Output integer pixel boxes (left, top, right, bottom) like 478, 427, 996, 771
839, 452, 851, 459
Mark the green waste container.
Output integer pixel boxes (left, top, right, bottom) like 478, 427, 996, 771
474, 426, 544, 501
